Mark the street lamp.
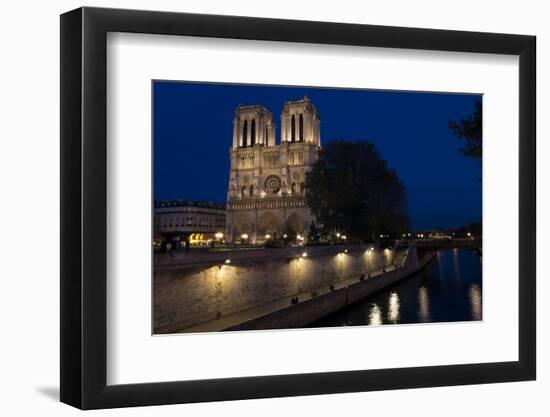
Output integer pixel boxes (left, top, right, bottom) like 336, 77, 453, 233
215, 232, 224, 240
241, 233, 248, 243
265, 234, 271, 240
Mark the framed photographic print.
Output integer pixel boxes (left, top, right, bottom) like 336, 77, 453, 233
60, 6, 536, 409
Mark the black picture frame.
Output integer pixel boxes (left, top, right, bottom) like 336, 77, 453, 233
60, 6, 536, 410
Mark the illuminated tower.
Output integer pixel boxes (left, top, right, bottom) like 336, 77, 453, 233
281, 95, 321, 146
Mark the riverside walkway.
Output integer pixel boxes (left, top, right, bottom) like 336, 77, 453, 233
178, 264, 399, 333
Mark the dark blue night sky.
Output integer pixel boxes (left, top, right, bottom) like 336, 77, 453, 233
153, 81, 481, 230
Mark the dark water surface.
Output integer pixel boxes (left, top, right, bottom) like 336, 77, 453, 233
310, 249, 482, 327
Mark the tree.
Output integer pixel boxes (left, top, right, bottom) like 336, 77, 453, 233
307, 221, 320, 244
305, 140, 409, 243
449, 100, 482, 162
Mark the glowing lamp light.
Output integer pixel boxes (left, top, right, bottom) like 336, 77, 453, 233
283, 234, 288, 238
215, 232, 224, 240
225, 259, 231, 264
467, 232, 472, 237
341, 235, 347, 240
265, 234, 271, 240
336, 232, 341, 238
370, 247, 375, 251
344, 249, 348, 253
241, 233, 249, 240
302, 252, 307, 257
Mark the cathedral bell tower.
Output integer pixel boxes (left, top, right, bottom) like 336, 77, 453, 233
232, 105, 275, 149
227, 105, 275, 204
280, 95, 320, 146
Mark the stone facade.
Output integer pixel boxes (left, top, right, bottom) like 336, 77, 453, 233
225, 96, 321, 243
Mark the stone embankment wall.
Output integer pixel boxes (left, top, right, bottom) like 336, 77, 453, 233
154, 245, 405, 333
228, 249, 435, 331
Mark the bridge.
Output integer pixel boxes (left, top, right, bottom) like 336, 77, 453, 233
395, 238, 481, 258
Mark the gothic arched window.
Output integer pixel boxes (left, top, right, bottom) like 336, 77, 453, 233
298, 152, 304, 164
250, 119, 256, 146
300, 182, 305, 193
299, 113, 304, 142
265, 126, 268, 144
249, 185, 254, 196
242, 120, 248, 147
291, 182, 297, 194
241, 186, 247, 198
290, 152, 295, 165
291, 114, 296, 142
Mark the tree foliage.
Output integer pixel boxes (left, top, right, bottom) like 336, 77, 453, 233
307, 221, 320, 244
304, 140, 409, 242
448, 100, 482, 162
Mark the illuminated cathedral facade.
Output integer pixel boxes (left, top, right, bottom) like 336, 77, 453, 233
225, 96, 321, 243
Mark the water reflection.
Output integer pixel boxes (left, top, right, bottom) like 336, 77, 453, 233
418, 286, 431, 322
452, 248, 462, 283
310, 249, 482, 327
469, 284, 482, 320
369, 304, 383, 325
388, 292, 400, 323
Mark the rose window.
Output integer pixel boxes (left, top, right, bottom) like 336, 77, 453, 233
264, 175, 282, 195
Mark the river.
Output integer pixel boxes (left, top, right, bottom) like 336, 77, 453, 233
310, 248, 482, 327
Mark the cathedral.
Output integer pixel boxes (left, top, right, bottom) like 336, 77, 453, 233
225, 96, 321, 244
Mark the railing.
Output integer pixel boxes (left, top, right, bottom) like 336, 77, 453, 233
154, 243, 404, 269
228, 195, 307, 211
396, 238, 480, 249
